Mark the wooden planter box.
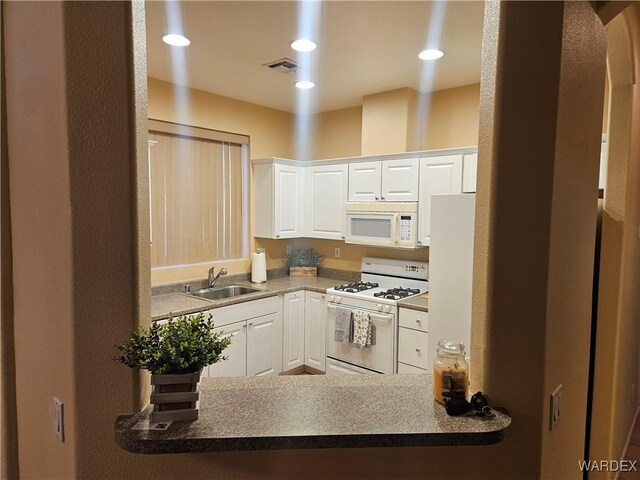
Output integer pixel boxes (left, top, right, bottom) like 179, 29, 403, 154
150, 371, 200, 422
289, 266, 318, 277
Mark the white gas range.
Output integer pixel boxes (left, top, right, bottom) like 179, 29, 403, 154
325, 257, 428, 375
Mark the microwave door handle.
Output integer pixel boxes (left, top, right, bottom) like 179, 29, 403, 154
392, 214, 399, 244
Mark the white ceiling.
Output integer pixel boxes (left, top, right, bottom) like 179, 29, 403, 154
145, 1, 484, 114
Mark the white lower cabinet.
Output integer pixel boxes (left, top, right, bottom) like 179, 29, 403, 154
304, 291, 326, 372
282, 291, 306, 371
281, 290, 327, 373
247, 312, 282, 376
397, 362, 428, 374
199, 296, 282, 378
398, 308, 430, 372
208, 322, 247, 377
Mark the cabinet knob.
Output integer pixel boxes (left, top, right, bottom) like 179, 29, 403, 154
381, 196, 385, 200
415, 348, 421, 353
242, 324, 247, 329
416, 319, 421, 324
374, 197, 379, 201
275, 234, 280, 238
248, 321, 254, 326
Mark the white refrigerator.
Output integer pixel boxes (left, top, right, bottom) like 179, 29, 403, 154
428, 194, 476, 367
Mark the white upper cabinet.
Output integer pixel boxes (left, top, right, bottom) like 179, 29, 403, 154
348, 158, 419, 202
418, 155, 463, 246
306, 164, 348, 240
462, 153, 478, 194
282, 291, 305, 372
348, 161, 382, 201
253, 162, 304, 239
381, 158, 419, 201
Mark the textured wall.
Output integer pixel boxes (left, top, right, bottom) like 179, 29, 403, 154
473, 1, 606, 478
590, 6, 640, 477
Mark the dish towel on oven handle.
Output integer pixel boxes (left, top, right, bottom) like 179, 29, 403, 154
352, 309, 372, 349
334, 306, 352, 344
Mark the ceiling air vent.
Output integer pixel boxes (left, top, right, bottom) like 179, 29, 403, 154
264, 57, 298, 75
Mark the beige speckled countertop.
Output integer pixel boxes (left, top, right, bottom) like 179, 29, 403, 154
398, 295, 429, 312
152, 276, 345, 321
115, 374, 510, 453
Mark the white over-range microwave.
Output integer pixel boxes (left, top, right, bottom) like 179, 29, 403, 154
345, 202, 421, 248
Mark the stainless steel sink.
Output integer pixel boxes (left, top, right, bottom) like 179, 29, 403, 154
186, 285, 262, 301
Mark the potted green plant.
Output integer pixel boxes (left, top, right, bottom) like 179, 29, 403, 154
116, 313, 231, 422
283, 248, 324, 277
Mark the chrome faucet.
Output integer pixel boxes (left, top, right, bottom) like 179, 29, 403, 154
208, 267, 227, 288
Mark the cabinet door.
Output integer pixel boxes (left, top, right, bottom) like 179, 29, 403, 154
418, 155, 463, 246
348, 161, 382, 202
282, 292, 305, 372
381, 158, 419, 201
247, 312, 283, 376
306, 164, 348, 240
304, 291, 327, 372
462, 153, 478, 194
274, 164, 304, 238
207, 321, 247, 377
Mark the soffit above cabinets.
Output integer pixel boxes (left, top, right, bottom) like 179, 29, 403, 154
145, 1, 484, 114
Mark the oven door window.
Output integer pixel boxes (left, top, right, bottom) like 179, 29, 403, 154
349, 216, 392, 240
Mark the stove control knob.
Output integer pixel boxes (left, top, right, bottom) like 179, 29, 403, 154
383, 305, 391, 313
329, 295, 335, 302
336, 296, 342, 303
376, 304, 383, 311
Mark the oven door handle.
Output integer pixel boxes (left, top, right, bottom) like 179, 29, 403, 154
326, 304, 394, 322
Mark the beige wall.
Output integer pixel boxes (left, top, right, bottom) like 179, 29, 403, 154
148, 77, 293, 160
302, 105, 363, 160
361, 88, 420, 155
589, 6, 640, 476
422, 84, 481, 149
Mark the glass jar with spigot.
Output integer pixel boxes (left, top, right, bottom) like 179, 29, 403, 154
433, 340, 469, 404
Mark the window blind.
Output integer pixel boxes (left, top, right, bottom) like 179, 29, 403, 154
149, 130, 247, 267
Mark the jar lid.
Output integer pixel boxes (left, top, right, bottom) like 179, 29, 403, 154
437, 340, 466, 355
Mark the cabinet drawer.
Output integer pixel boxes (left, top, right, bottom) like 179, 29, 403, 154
205, 296, 281, 328
399, 308, 428, 332
398, 362, 429, 374
398, 327, 429, 369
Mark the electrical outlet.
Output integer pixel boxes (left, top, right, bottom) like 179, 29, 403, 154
334, 247, 341, 258
286, 244, 292, 255
53, 397, 64, 442
549, 385, 562, 431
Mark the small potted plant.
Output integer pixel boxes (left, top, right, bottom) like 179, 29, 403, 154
116, 313, 231, 422
283, 248, 324, 277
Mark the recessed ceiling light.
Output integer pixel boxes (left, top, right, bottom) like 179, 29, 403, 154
295, 80, 315, 90
418, 49, 444, 60
162, 33, 191, 47
291, 39, 317, 52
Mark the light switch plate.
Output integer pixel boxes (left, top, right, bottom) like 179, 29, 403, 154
334, 247, 341, 258
549, 385, 562, 431
286, 244, 292, 255
53, 397, 64, 442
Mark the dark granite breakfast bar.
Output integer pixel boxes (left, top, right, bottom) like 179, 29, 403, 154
115, 374, 510, 454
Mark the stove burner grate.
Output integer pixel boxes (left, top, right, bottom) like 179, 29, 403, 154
334, 281, 379, 293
